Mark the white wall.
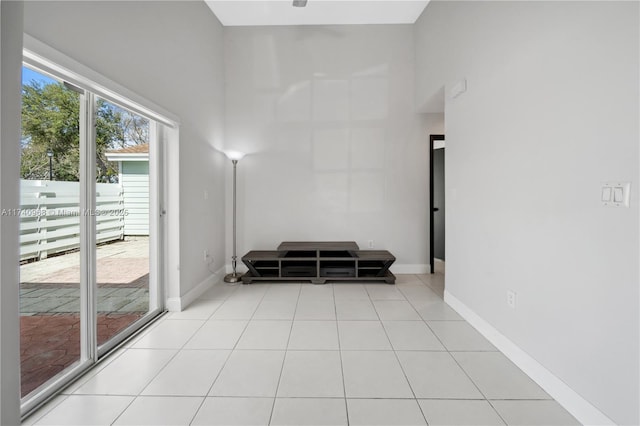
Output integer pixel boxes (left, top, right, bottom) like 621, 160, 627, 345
415, 2, 639, 424
23, 1, 227, 300
224, 25, 438, 270
0, 1, 24, 423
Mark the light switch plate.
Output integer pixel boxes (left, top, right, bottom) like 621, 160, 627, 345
602, 182, 631, 207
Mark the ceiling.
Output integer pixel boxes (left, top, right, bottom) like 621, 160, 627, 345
205, 1, 430, 26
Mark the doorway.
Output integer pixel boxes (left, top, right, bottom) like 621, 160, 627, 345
429, 134, 445, 274
19, 62, 165, 415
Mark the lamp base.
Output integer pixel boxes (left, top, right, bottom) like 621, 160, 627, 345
224, 272, 243, 283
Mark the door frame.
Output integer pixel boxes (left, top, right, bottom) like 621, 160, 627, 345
20, 46, 171, 417
429, 134, 445, 274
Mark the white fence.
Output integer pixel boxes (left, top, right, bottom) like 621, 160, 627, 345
20, 180, 124, 261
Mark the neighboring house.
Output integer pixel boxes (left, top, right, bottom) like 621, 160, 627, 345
105, 143, 149, 236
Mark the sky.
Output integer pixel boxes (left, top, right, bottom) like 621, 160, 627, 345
22, 66, 57, 86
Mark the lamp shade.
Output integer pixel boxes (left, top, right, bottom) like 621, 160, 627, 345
225, 150, 245, 161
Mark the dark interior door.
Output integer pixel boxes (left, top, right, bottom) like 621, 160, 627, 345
433, 148, 445, 260
429, 134, 445, 273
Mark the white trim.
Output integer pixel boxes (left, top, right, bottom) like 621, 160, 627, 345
166, 266, 225, 312
444, 290, 615, 426
22, 34, 180, 128
162, 125, 181, 313
165, 297, 181, 313
148, 122, 161, 313
105, 153, 149, 162
389, 263, 430, 275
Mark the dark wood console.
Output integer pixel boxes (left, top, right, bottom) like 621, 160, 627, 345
241, 241, 395, 284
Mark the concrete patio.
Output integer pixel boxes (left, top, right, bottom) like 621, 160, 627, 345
20, 237, 150, 397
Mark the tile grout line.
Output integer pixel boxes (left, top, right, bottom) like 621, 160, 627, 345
268, 282, 302, 425
333, 283, 351, 426
109, 394, 138, 425
116, 284, 238, 425
119, 314, 214, 424
409, 277, 533, 422
188, 281, 269, 425
414, 283, 509, 425
32, 277, 556, 425
375, 275, 430, 425
400, 278, 507, 423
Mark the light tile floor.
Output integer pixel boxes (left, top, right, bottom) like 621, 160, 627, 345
24, 274, 581, 426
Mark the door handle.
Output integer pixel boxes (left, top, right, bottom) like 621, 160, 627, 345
433, 208, 440, 212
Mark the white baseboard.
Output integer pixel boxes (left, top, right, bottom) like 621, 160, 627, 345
390, 264, 430, 274
444, 290, 615, 426
165, 297, 181, 312
166, 266, 225, 312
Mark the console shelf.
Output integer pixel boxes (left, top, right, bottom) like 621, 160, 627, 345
241, 241, 395, 284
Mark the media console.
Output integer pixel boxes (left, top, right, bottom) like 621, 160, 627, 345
241, 241, 395, 284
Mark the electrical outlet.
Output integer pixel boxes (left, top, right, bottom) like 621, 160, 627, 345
368, 240, 374, 249
506, 290, 517, 309
203, 249, 209, 262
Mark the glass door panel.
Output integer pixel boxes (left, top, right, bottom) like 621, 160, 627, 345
19, 61, 164, 416
95, 98, 151, 350
19, 66, 82, 397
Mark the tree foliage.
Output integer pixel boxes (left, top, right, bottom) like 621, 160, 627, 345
21, 80, 148, 182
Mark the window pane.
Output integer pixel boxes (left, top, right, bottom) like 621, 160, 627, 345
96, 98, 150, 348
20, 66, 81, 397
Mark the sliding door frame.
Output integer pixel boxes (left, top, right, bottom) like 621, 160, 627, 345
96, 120, 165, 357
20, 45, 173, 417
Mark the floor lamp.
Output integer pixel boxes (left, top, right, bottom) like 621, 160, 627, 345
224, 151, 245, 283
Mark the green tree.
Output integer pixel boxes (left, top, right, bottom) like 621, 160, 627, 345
21, 80, 148, 183
21, 82, 81, 181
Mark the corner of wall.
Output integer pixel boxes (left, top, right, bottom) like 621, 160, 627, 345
0, 1, 24, 424
167, 265, 225, 311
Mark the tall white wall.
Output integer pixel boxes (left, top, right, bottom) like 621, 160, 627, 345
415, 2, 639, 424
0, 2, 24, 423
224, 25, 437, 270
23, 1, 227, 299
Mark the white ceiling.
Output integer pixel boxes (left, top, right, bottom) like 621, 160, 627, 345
205, 1, 430, 26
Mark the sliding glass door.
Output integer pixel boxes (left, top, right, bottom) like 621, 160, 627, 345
19, 64, 164, 414
95, 97, 154, 355
19, 68, 84, 398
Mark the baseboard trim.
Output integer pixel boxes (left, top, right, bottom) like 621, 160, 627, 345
444, 290, 615, 426
166, 266, 225, 312
390, 264, 430, 275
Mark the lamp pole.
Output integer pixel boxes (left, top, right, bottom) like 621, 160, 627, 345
47, 150, 53, 180
224, 154, 244, 283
